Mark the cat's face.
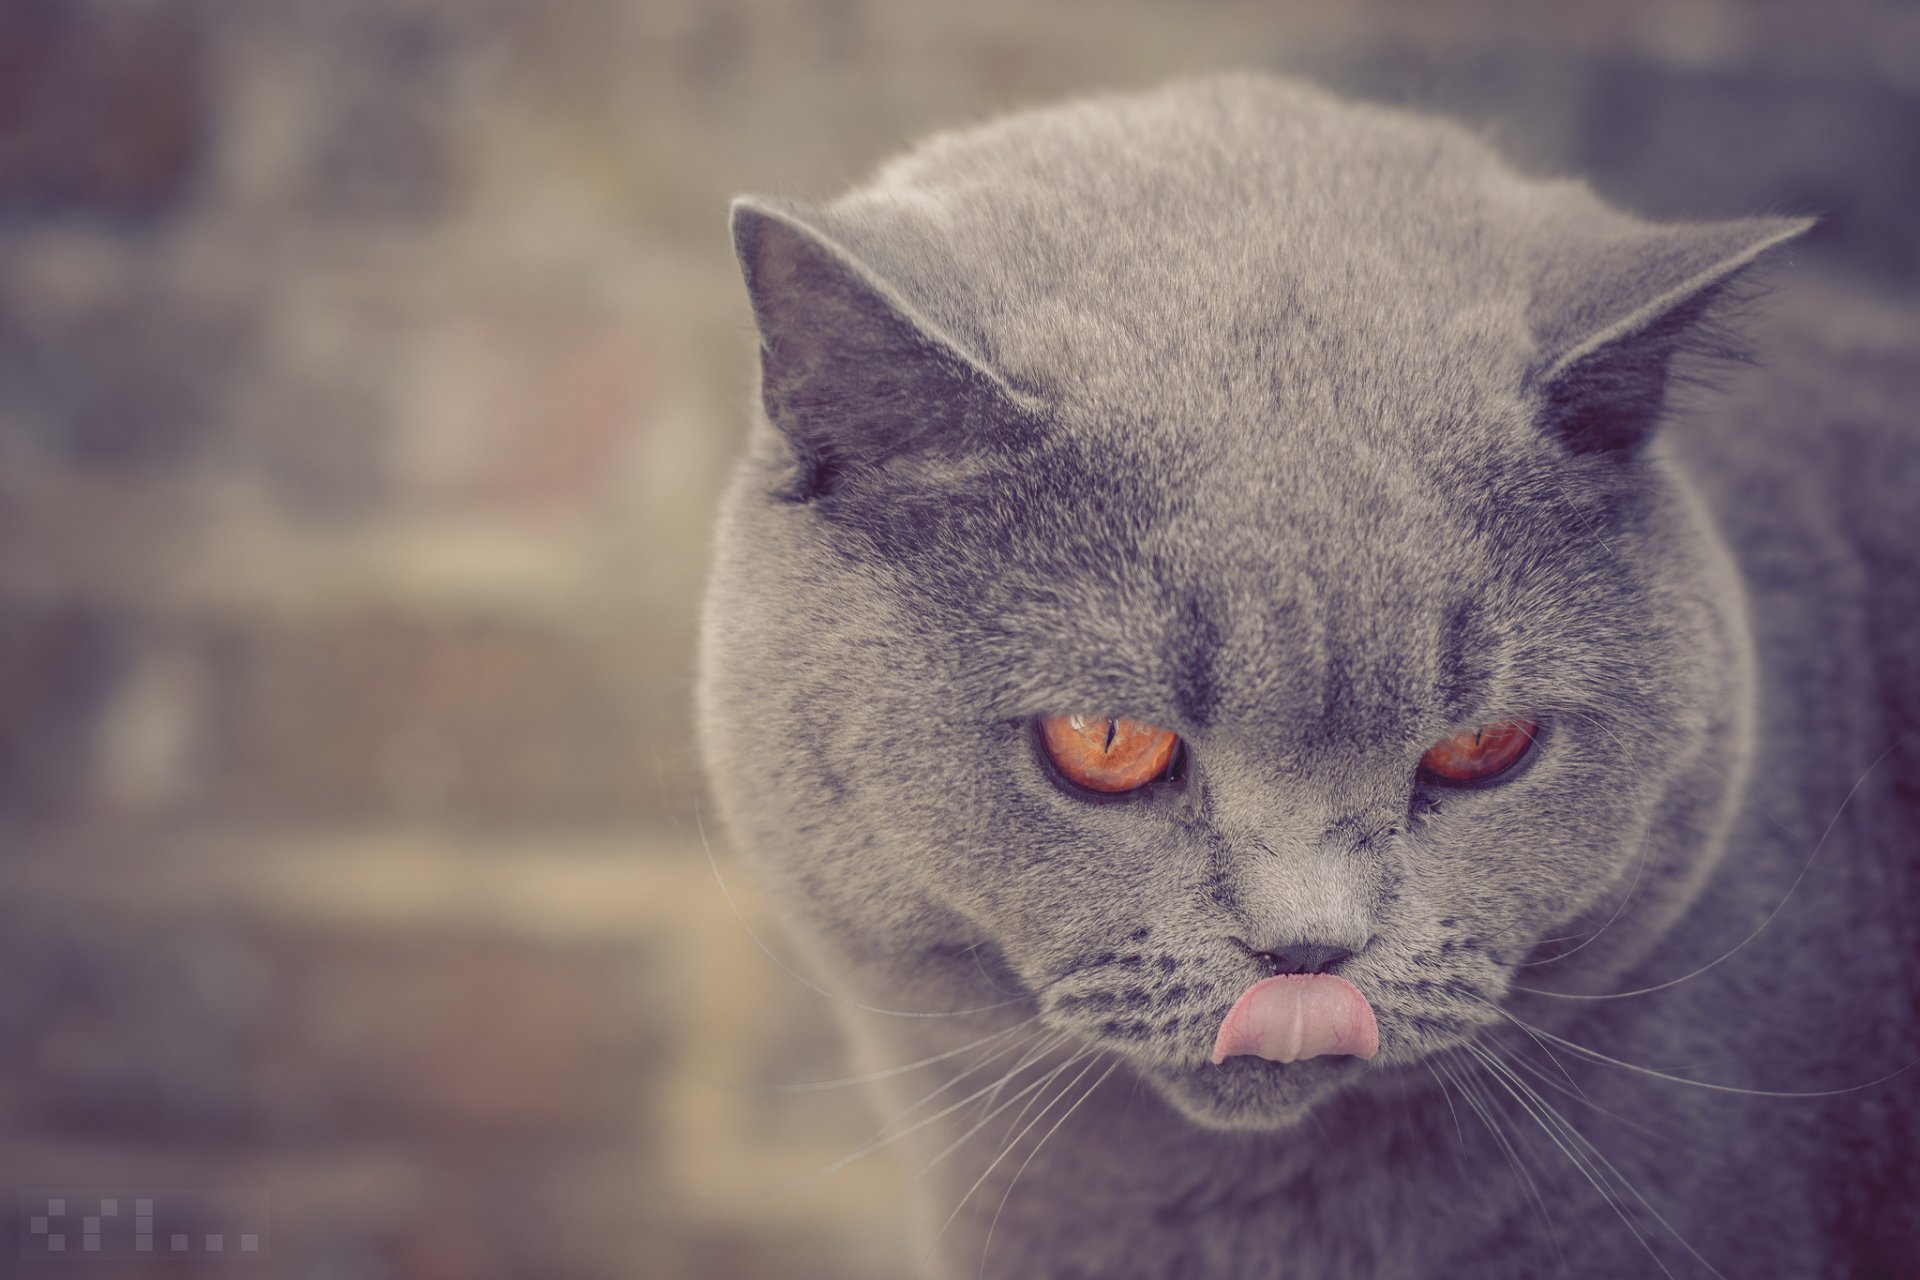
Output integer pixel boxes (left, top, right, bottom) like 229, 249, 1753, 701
699, 76, 1799, 1132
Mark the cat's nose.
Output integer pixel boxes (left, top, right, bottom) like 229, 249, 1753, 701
1253, 942, 1353, 976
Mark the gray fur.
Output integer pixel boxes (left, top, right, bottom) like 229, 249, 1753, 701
699, 74, 1920, 1278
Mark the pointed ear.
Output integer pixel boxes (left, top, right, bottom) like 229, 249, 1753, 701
730, 196, 1033, 499
1527, 215, 1813, 456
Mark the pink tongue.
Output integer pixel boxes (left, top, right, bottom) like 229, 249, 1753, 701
1211, 974, 1380, 1065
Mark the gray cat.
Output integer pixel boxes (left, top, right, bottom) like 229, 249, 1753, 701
697, 74, 1920, 1279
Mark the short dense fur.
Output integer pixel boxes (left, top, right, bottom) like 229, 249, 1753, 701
699, 75, 1920, 1278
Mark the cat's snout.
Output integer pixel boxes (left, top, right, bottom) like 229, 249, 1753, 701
1241, 940, 1354, 977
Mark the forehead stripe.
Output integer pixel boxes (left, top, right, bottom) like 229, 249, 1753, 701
1171, 592, 1223, 728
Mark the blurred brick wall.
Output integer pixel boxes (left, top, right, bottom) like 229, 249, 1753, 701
0, 1, 1913, 1277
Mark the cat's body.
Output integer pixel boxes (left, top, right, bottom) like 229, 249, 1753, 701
698, 76, 1920, 1278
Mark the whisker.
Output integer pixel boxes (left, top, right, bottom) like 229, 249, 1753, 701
748, 1027, 1066, 1201
1499, 1013, 1920, 1099
1513, 1066, 1738, 1280
872, 1027, 1060, 1138
971, 940, 1026, 995
986, 1036, 1089, 1149
1520, 803, 1655, 968
1527, 929, 1599, 948
774, 1017, 1041, 1094
973, 1024, 1074, 1124
1515, 733, 1907, 1002
1516, 708, 1664, 967
892, 1028, 1077, 1136
1471, 1041, 1760, 1280
915, 1035, 1087, 1178
1472, 998, 1588, 1102
661, 1020, 1029, 1098
976, 1059, 1119, 1280
1570, 701, 1804, 846
1478, 1036, 1663, 1143
918, 1049, 1102, 1268
1466, 1042, 1689, 1280
1423, 1060, 1468, 1157
1436, 1053, 1562, 1269
1542, 472, 1620, 560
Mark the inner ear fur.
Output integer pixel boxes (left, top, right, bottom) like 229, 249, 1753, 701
1527, 215, 1813, 456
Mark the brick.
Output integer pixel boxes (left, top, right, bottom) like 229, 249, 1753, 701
0, 898, 661, 1145
0, 275, 256, 474
0, 1138, 672, 1280
393, 298, 658, 516
0, 603, 133, 818
0, 0, 207, 224
198, 610, 660, 823
0, 829, 905, 1277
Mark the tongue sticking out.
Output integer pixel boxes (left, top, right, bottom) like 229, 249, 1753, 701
1211, 974, 1380, 1065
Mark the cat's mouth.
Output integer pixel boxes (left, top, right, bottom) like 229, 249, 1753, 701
1134, 975, 1382, 1132
1032, 934, 1506, 1131
1120, 971, 1494, 1132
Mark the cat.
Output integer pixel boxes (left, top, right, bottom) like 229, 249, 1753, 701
697, 73, 1920, 1279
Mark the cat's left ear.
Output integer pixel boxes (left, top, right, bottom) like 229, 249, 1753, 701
1528, 214, 1814, 455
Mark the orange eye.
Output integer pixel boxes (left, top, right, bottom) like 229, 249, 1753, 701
1038, 715, 1180, 794
1420, 718, 1536, 783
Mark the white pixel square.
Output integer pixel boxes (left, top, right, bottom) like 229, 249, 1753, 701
207, 1234, 224, 1252
241, 1233, 260, 1252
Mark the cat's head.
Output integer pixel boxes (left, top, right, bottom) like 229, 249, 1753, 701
699, 76, 1807, 1131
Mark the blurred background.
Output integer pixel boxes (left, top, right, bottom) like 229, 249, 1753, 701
0, 0, 1914, 1276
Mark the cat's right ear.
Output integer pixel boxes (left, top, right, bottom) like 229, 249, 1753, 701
1526, 214, 1813, 457
730, 196, 1034, 500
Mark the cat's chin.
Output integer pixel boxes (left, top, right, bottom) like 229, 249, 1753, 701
1148, 1055, 1373, 1133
